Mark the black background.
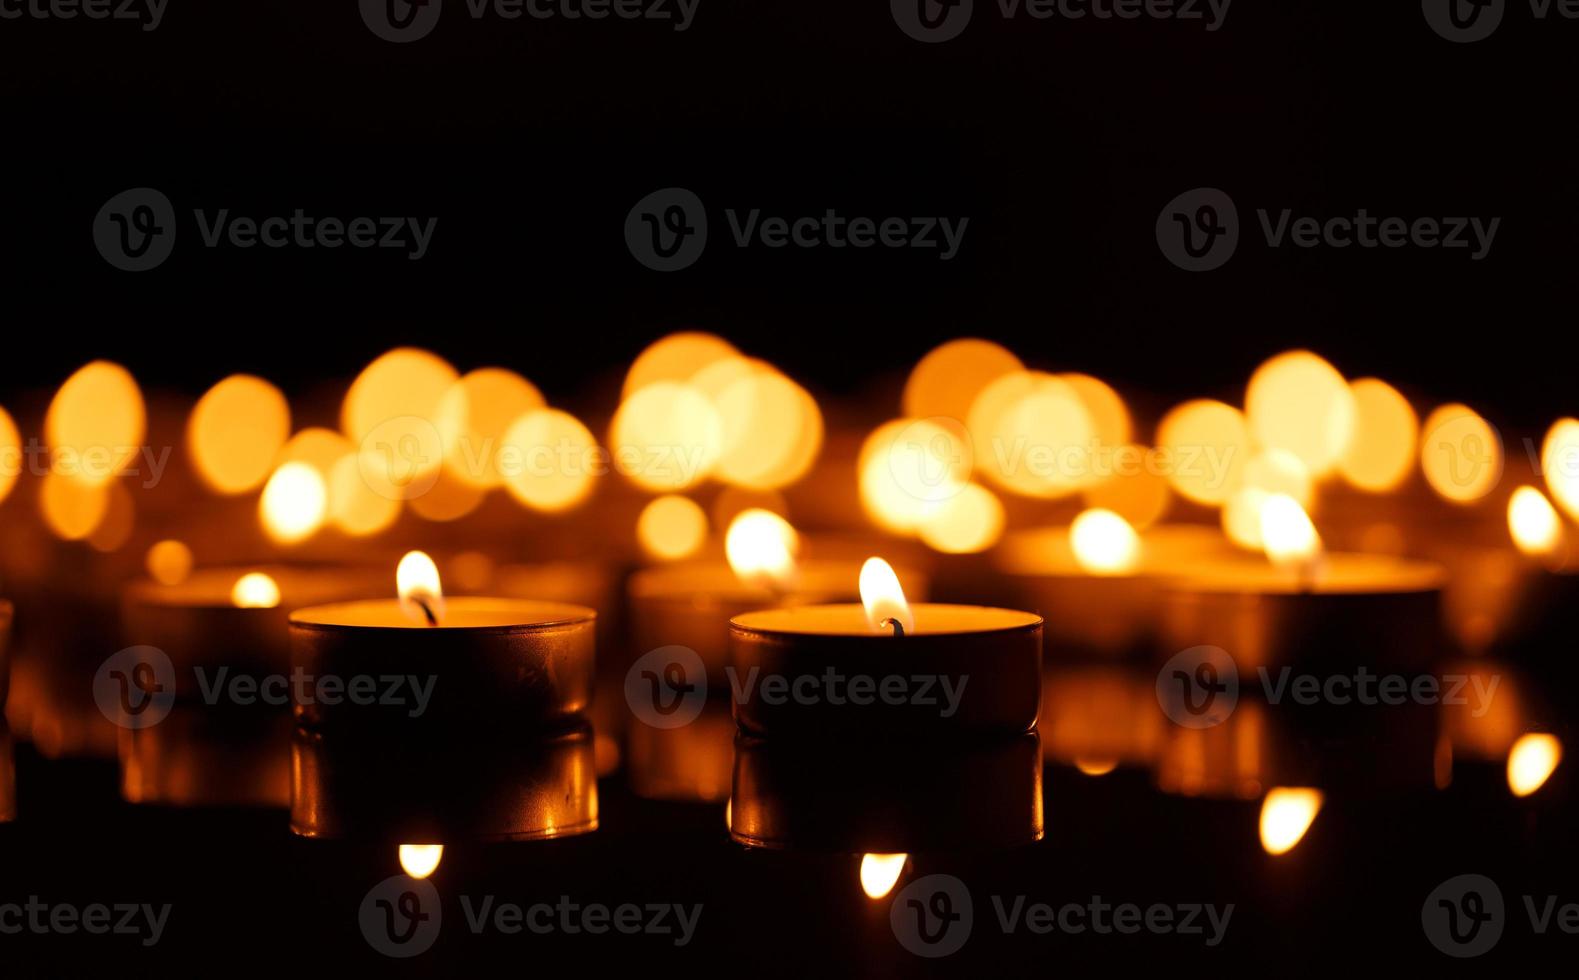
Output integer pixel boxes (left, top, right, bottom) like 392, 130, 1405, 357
2, 0, 1577, 975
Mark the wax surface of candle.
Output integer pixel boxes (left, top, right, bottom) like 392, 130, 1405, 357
291, 597, 594, 630
733, 603, 1039, 636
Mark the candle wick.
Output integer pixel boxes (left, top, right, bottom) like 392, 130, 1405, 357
880, 617, 906, 638
414, 596, 439, 627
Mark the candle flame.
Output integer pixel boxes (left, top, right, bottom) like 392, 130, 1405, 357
259, 461, 328, 545
859, 557, 914, 635
398, 844, 443, 879
1258, 787, 1324, 855
231, 572, 281, 609
1507, 733, 1562, 797
860, 853, 908, 900
1070, 508, 1140, 575
1075, 757, 1120, 777
1259, 494, 1322, 571
1508, 486, 1563, 558
397, 551, 445, 626
724, 509, 799, 592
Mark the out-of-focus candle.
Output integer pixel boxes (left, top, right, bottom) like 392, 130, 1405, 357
122, 565, 388, 678
728, 559, 1041, 736
1160, 499, 1445, 675
992, 522, 1237, 660
628, 511, 928, 684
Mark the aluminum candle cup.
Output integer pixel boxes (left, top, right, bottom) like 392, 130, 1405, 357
727, 604, 1042, 737
288, 598, 597, 733
1159, 554, 1447, 676
993, 525, 1237, 661
291, 723, 599, 841
121, 565, 388, 680
729, 731, 1044, 852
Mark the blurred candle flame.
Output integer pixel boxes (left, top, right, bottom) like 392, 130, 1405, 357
1075, 757, 1120, 777
399, 844, 443, 879
725, 509, 799, 592
860, 854, 908, 900
1070, 508, 1140, 575
638, 494, 709, 561
1259, 787, 1324, 855
1507, 733, 1562, 797
146, 540, 195, 586
231, 572, 281, 609
859, 557, 914, 635
1508, 485, 1563, 558
398, 551, 445, 626
1259, 494, 1322, 575
260, 462, 328, 545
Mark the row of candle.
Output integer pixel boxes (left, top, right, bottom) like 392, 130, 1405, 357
2, 334, 1575, 884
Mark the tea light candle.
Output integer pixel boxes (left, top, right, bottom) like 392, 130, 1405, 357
993, 519, 1238, 661
121, 564, 388, 678
289, 552, 597, 732
728, 559, 1041, 736
629, 511, 926, 683
1159, 496, 1446, 675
